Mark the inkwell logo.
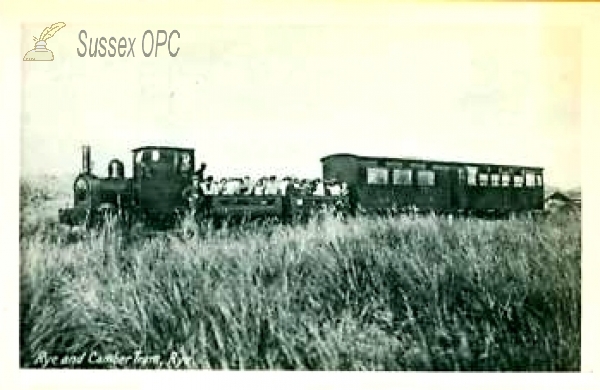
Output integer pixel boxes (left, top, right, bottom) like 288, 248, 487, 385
23, 22, 66, 61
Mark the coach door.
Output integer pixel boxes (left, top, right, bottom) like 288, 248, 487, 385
361, 165, 391, 210
500, 170, 511, 211
432, 166, 451, 210
449, 167, 467, 211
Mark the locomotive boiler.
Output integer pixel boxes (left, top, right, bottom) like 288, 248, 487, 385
59, 146, 134, 226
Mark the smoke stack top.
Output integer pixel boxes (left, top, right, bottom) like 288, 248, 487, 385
82, 145, 91, 174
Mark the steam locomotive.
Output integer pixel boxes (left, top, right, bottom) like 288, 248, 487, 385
58, 145, 545, 228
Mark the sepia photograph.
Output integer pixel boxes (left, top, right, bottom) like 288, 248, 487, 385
6, 0, 598, 385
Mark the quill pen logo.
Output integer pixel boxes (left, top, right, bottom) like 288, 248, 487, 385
23, 22, 66, 61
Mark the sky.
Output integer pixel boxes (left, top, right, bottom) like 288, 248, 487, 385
19, 4, 584, 188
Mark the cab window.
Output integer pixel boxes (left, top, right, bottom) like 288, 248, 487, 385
134, 151, 150, 177
176, 151, 192, 174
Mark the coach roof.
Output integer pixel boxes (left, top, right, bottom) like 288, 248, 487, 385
320, 153, 544, 171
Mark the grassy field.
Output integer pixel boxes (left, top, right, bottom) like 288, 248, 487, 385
19, 175, 581, 370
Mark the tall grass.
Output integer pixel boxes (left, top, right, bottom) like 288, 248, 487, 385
19, 179, 581, 370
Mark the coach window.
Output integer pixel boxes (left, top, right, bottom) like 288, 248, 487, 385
535, 173, 543, 187
490, 173, 500, 187
478, 172, 489, 187
417, 170, 435, 186
501, 172, 510, 187
467, 166, 477, 186
179, 152, 192, 174
367, 167, 389, 185
152, 150, 161, 162
393, 168, 412, 185
513, 174, 524, 187
525, 171, 536, 187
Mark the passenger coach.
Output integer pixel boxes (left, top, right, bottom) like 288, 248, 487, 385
321, 153, 544, 216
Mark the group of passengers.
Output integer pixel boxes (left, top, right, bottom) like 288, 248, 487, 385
183, 164, 349, 201
195, 175, 349, 197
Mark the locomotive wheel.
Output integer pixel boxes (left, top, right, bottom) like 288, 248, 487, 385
96, 203, 129, 230
98, 202, 117, 220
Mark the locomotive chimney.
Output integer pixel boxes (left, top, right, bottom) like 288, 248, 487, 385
82, 145, 91, 174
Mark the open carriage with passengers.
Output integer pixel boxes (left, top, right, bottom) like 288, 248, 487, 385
58, 145, 352, 229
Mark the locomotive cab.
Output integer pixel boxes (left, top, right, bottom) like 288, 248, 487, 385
132, 146, 195, 222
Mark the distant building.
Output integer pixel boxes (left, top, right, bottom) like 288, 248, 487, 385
545, 191, 581, 212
